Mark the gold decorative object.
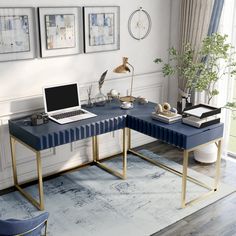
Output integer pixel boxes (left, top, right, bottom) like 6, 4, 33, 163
162, 102, 171, 112
113, 57, 135, 102
155, 103, 178, 117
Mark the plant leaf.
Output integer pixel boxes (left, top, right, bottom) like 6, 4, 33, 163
154, 58, 162, 64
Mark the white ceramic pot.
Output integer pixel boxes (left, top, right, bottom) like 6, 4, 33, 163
194, 143, 217, 163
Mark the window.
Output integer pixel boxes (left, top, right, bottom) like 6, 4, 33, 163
218, 0, 236, 157
228, 79, 236, 156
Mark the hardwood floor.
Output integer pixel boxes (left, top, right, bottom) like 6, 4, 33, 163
137, 141, 236, 236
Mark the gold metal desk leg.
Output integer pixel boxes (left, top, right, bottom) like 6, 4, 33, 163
182, 139, 223, 207
9, 135, 45, 211
10, 136, 18, 186
181, 150, 189, 208
36, 151, 44, 210
214, 139, 222, 191
92, 136, 97, 161
127, 128, 131, 150
129, 136, 222, 208
93, 128, 127, 179
123, 128, 127, 179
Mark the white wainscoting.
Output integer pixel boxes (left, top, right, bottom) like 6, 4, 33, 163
0, 72, 166, 190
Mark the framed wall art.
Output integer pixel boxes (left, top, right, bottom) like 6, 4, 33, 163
38, 7, 82, 58
0, 7, 36, 62
83, 6, 120, 53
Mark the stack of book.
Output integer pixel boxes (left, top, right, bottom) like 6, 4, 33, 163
151, 112, 182, 124
182, 104, 221, 128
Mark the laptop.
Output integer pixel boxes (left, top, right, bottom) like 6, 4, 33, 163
43, 82, 97, 124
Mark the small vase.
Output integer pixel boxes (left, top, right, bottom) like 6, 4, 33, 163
86, 96, 94, 108
95, 89, 107, 106
177, 95, 192, 114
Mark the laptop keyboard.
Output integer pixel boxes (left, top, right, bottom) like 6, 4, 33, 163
52, 110, 86, 120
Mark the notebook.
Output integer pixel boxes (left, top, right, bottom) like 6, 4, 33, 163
43, 82, 97, 124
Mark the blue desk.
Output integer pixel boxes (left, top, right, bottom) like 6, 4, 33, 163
9, 101, 223, 210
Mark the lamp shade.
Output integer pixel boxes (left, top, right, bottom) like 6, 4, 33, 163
113, 57, 131, 73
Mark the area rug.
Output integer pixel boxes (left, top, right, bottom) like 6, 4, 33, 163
0, 150, 235, 236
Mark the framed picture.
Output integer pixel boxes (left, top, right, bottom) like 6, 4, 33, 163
0, 7, 36, 62
38, 7, 82, 58
83, 6, 120, 53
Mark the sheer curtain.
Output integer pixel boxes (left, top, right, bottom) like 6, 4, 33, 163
217, 0, 236, 156
194, 0, 224, 104
179, 0, 214, 98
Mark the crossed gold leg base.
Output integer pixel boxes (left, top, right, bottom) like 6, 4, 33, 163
128, 137, 222, 208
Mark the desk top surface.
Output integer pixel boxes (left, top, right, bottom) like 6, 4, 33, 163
9, 101, 224, 150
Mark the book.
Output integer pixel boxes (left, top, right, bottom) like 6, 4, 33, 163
151, 112, 182, 124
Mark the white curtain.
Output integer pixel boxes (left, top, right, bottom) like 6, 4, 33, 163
217, 0, 236, 157
179, 0, 214, 98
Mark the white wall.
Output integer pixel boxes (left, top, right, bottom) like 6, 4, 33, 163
0, 0, 180, 190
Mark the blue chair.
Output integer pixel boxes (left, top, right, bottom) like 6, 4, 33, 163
0, 212, 49, 236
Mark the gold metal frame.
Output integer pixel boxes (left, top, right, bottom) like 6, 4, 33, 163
9, 125, 222, 210
9, 128, 128, 211
92, 128, 127, 180
127, 128, 222, 208
10, 135, 45, 211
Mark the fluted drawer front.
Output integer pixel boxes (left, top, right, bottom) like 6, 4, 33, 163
126, 114, 223, 150
9, 116, 126, 150
127, 116, 186, 149
38, 116, 126, 150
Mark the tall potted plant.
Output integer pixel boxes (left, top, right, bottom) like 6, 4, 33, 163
154, 43, 200, 112
155, 33, 236, 108
193, 34, 236, 162
155, 33, 236, 163
193, 34, 236, 104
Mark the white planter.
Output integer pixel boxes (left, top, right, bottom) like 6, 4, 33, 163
194, 143, 217, 163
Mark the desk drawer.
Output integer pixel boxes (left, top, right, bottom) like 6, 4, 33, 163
185, 125, 223, 150
127, 115, 223, 150
9, 116, 126, 151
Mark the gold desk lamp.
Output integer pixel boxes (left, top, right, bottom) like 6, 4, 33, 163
113, 57, 135, 103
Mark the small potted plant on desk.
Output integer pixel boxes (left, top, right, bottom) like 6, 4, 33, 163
155, 33, 236, 163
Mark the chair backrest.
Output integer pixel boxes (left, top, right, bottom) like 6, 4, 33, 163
0, 212, 49, 236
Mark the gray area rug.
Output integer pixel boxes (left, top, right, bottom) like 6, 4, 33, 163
0, 150, 235, 236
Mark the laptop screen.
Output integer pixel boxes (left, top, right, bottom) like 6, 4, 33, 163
44, 83, 80, 112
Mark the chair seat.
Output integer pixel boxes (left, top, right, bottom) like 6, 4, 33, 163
0, 212, 49, 236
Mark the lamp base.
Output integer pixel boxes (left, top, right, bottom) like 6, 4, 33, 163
119, 96, 135, 102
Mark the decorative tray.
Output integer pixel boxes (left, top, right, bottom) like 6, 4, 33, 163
182, 104, 221, 128
182, 104, 221, 119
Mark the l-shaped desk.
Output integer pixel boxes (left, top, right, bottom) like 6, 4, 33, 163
8, 101, 223, 211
